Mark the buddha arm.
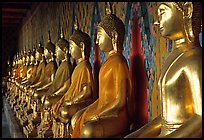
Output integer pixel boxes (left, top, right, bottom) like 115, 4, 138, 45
125, 115, 162, 138
49, 79, 71, 96
65, 84, 92, 105
30, 81, 42, 88
97, 79, 128, 119
164, 66, 202, 138
163, 114, 202, 138
37, 74, 55, 91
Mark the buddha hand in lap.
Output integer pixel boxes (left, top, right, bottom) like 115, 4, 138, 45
71, 3, 134, 138
125, 2, 202, 138
51, 24, 94, 137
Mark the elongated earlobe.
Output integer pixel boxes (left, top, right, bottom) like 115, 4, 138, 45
111, 31, 118, 53
80, 42, 85, 60
183, 2, 193, 19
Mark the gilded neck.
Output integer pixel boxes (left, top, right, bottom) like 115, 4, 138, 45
61, 57, 68, 63
78, 57, 85, 64
40, 59, 44, 63
47, 57, 54, 63
173, 37, 193, 52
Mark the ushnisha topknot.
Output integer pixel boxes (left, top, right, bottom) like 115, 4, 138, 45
36, 42, 44, 54
45, 31, 55, 53
56, 27, 69, 52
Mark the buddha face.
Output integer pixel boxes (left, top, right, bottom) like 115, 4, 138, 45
157, 2, 184, 40
35, 51, 42, 61
30, 55, 35, 64
44, 48, 51, 59
22, 56, 26, 64
96, 26, 113, 52
55, 45, 65, 60
26, 55, 30, 64
69, 40, 82, 60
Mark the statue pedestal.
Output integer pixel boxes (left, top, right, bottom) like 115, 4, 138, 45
3, 96, 25, 138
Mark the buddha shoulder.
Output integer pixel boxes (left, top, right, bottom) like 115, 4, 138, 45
182, 47, 202, 67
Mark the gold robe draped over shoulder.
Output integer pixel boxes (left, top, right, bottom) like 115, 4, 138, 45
39, 61, 57, 85
158, 46, 202, 136
20, 65, 28, 79
47, 61, 72, 95
31, 61, 46, 85
27, 64, 38, 84
52, 60, 94, 117
72, 53, 132, 137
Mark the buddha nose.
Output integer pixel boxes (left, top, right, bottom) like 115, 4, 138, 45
96, 37, 99, 45
154, 20, 159, 26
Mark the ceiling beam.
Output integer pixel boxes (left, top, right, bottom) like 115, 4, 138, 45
3, 15, 24, 19
2, 19, 21, 23
2, 8, 28, 13
2, 3, 32, 9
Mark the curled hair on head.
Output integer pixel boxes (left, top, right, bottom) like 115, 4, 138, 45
36, 43, 44, 54
70, 16, 91, 59
98, 2, 125, 51
192, 2, 202, 47
172, 2, 202, 46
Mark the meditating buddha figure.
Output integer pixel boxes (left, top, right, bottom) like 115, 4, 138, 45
26, 43, 46, 94
14, 50, 32, 116
7, 54, 19, 100
10, 51, 26, 108
36, 30, 73, 138
6, 55, 17, 98
51, 19, 94, 138
21, 48, 38, 88
32, 33, 57, 104
125, 2, 202, 138
22, 36, 57, 127
18, 49, 39, 126
71, 3, 134, 138
22, 44, 47, 138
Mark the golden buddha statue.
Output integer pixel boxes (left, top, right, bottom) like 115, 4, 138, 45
15, 50, 34, 121
71, 3, 134, 138
21, 49, 38, 87
125, 2, 202, 138
21, 37, 57, 127
22, 44, 47, 138
29, 44, 46, 90
32, 33, 57, 101
51, 18, 95, 138
10, 51, 26, 109
36, 29, 73, 138
17, 49, 39, 126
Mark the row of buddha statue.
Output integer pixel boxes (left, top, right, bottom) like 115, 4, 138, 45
4, 2, 202, 138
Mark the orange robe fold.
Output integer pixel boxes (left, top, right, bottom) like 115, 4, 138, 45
53, 60, 94, 117
72, 53, 132, 138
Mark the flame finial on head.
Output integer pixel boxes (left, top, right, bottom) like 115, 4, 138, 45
106, 2, 112, 15
60, 26, 64, 39
74, 16, 79, 31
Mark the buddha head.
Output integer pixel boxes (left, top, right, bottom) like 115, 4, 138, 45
69, 17, 91, 60
26, 50, 31, 65
96, 2, 125, 53
55, 28, 69, 61
156, 2, 202, 46
36, 42, 44, 61
30, 49, 36, 65
7, 59, 10, 67
22, 49, 27, 64
44, 32, 55, 61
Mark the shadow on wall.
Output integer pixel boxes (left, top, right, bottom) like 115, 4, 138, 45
129, 15, 148, 130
